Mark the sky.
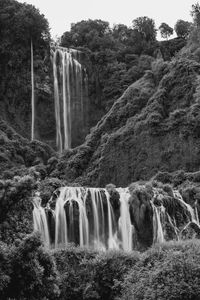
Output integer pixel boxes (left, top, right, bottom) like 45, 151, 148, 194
17, 0, 196, 39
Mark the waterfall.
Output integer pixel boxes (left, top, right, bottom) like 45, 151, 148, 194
151, 187, 200, 243
33, 185, 200, 251
118, 188, 133, 251
33, 186, 133, 251
51, 46, 86, 152
152, 202, 165, 244
31, 40, 35, 141
32, 192, 50, 247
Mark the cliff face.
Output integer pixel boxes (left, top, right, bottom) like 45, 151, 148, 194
51, 57, 200, 187
0, 119, 55, 178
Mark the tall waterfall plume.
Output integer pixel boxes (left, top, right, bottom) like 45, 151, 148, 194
31, 40, 35, 141
51, 46, 87, 152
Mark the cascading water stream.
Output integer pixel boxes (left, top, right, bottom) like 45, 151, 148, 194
33, 185, 200, 251
52, 49, 63, 152
33, 187, 133, 250
173, 190, 196, 222
152, 202, 165, 244
51, 46, 86, 152
31, 40, 35, 141
117, 188, 133, 251
32, 193, 50, 247
55, 188, 68, 248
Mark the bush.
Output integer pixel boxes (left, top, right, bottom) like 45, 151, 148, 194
53, 247, 139, 300
53, 246, 97, 300
119, 240, 200, 300
0, 232, 60, 300
87, 251, 139, 300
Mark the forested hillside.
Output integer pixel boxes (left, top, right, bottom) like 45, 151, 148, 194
51, 45, 200, 186
0, 0, 55, 144
1, 1, 200, 299
0, 0, 189, 147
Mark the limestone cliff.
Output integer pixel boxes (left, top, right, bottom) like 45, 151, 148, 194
51, 57, 200, 186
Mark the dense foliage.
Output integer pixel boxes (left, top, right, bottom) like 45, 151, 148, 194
50, 53, 200, 186
60, 17, 186, 127
1, 235, 200, 300
0, 233, 60, 300
0, 0, 189, 146
0, 0, 54, 142
159, 23, 173, 40
119, 241, 200, 300
1, 1, 200, 298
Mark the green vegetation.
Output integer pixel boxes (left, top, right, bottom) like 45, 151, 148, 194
1, 234, 200, 300
119, 240, 200, 300
0, 233, 60, 300
1, 1, 200, 299
174, 20, 192, 38
0, 0, 54, 142
60, 17, 186, 128
51, 54, 200, 186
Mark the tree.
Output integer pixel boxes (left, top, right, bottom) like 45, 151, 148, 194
132, 16, 157, 42
112, 24, 131, 43
0, 233, 60, 299
61, 19, 112, 51
0, 0, 51, 138
174, 19, 192, 38
191, 2, 200, 27
159, 22, 173, 39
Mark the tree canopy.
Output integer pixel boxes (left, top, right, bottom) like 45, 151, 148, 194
174, 19, 192, 38
159, 22, 173, 39
191, 2, 200, 27
0, 0, 51, 138
132, 16, 157, 42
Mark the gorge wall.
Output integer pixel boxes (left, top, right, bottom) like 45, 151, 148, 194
51, 57, 200, 187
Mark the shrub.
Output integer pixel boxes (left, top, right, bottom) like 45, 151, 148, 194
119, 240, 200, 300
0, 232, 60, 300
88, 251, 139, 300
53, 247, 139, 300
53, 246, 97, 300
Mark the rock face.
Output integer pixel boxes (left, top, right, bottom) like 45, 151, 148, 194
129, 183, 154, 249
51, 57, 200, 187
0, 119, 55, 178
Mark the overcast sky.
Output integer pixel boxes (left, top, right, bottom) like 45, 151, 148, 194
17, 0, 195, 38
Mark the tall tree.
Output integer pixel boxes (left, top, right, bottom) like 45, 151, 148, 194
132, 16, 157, 42
61, 19, 112, 51
0, 0, 51, 137
174, 19, 192, 38
159, 23, 173, 39
191, 2, 200, 27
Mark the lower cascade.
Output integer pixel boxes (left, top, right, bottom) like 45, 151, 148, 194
33, 184, 200, 251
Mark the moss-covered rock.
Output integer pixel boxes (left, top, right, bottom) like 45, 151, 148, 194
51, 57, 200, 187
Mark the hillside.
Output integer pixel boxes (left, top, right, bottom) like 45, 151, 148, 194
51, 55, 200, 187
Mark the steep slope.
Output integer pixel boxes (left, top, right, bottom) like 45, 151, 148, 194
51, 57, 200, 187
0, 119, 55, 178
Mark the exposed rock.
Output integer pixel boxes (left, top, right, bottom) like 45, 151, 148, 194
128, 183, 153, 249
51, 58, 200, 187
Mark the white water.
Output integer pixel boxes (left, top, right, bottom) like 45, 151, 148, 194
32, 193, 50, 247
33, 186, 133, 251
152, 202, 165, 244
31, 40, 35, 141
52, 49, 62, 152
173, 190, 196, 222
33, 185, 200, 250
117, 188, 133, 251
51, 47, 84, 152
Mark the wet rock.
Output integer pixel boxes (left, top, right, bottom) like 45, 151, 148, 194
128, 184, 153, 249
